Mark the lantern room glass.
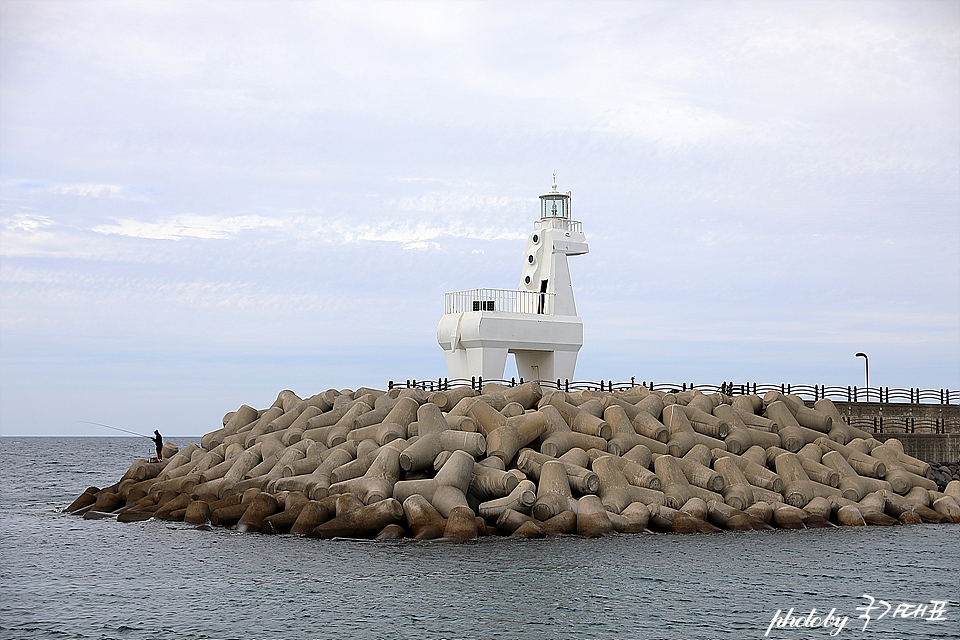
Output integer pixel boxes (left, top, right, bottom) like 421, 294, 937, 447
540, 194, 569, 219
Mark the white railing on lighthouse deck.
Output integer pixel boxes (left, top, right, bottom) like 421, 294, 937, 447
444, 288, 556, 315
535, 218, 582, 234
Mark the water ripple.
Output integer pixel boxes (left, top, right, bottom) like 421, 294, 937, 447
2, 437, 958, 640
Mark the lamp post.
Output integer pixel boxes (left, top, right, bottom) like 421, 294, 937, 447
855, 352, 869, 402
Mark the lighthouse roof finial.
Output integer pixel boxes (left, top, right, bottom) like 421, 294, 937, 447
551, 171, 557, 192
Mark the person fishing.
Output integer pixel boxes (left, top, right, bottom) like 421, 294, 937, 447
75, 421, 167, 460
151, 430, 163, 460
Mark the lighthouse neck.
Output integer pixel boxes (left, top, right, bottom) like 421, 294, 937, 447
518, 177, 589, 316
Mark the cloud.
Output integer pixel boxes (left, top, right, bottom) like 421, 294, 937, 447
3, 206, 529, 258
403, 241, 440, 252
2, 213, 55, 234
91, 214, 286, 240
50, 183, 122, 198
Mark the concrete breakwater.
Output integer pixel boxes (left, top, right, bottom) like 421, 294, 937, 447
66, 383, 960, 538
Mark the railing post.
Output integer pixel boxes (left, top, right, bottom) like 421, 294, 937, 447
854, 386, 858, 402
388, 380, 394, 390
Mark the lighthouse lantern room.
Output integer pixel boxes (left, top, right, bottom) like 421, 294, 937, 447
437, 175, 589, 383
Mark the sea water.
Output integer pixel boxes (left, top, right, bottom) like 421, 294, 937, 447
1, 437, 957, 640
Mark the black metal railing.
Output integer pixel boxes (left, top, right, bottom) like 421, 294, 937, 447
843, 415, 955, 435
387, 378, 958, 404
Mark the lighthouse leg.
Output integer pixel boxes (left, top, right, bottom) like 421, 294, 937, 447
513, 350, 555, 382
464, 347, 510, 382
553, 350, 579, 384
445, 344, 510, 381
442, 347, 471, 380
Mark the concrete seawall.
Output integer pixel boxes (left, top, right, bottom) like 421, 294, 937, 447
873, 434, 960, 464
820, 402, 959, 461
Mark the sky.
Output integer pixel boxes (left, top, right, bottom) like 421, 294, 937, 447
1, 0, 958, 437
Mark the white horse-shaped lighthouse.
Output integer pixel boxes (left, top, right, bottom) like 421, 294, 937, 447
437, 175, 589, 382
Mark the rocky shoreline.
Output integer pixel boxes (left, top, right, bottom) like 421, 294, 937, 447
930, 461, 960, 491
65, 383, 960, 538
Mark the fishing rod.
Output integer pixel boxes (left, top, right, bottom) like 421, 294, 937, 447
76, 420, 153, 439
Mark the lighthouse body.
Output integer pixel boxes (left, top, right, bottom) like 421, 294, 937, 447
437, 179, 588, 383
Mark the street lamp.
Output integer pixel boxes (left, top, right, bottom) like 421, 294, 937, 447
855, 352, 869, 402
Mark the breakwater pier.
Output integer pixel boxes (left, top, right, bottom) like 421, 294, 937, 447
65, 381, 960, 539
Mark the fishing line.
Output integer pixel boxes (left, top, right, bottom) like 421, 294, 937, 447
75, 420, 153, 439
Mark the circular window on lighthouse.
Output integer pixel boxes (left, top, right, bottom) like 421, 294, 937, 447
528, 255, 535, 264
524, 276, 531, 284
532, 234, 539, 244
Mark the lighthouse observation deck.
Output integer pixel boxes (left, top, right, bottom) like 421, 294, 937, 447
443, 288, 557, 315
535, 217, 582, 234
